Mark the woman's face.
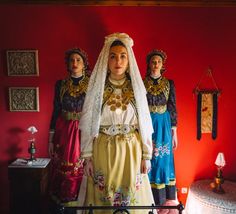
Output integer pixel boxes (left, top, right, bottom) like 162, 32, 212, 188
149, 55, 163, 77
108, 45, 129, 80
68, 53, 85, 77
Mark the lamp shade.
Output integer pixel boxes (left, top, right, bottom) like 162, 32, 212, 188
215, 152, 226, 167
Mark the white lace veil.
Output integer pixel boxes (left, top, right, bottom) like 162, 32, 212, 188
80, 32, 153, 157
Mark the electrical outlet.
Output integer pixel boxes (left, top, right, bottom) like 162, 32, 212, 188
181, 187, 188, 194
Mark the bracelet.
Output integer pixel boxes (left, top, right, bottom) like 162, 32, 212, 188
142, 157, 151, 160
142, 153, 151, 160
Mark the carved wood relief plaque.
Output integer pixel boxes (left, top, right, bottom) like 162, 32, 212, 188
9, 87, 39, 112
7, 50, 39, 76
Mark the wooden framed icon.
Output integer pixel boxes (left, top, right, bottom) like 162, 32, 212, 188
9, 87, 40, 112
7, 50, 39, 76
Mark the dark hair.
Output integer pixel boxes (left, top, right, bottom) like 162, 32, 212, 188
110, 40, 126, 48
65, 48, 90, 72
146, 49, 167, 76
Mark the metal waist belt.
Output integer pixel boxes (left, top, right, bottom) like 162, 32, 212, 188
62, 111, 81, 121
99, 124, 138, 136
149, 105, 167, 114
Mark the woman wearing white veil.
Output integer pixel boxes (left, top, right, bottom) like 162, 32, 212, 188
79, 33, 155, 213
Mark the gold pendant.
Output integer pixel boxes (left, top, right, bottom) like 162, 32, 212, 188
110, 105, 116, 111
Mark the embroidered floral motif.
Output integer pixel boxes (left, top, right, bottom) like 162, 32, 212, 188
94, 170, 140, 206
135, 173, 143, 190
120, 195, 131, 206
152, 142, 159, 157
153, 147, 159, 157
77, 159, 84, 168
153, 143, 170, 158
112, 189, 132, 206
113, 191, 122, 206
94, 171, 105, 191
55, 159, 83, 176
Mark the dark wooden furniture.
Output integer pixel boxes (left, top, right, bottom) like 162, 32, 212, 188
8, 158, 51, 214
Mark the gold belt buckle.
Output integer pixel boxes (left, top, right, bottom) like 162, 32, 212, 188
100, 124, 137, 136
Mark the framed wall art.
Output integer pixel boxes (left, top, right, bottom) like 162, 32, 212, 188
9, 87, 40, 112
6, 50, 39, 76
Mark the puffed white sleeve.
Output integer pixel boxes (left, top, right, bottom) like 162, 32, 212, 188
141, 134, 153, 160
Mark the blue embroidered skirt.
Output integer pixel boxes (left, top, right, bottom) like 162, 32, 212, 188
148, 111, 176, 205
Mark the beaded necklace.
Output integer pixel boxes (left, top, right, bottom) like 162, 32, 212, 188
144, 76, 170, 99
103, 78, 134, 113
60, 74, 89, 101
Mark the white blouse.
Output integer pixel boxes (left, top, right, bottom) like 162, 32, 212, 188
100, 86, 138, 126
81, 78, 152, 160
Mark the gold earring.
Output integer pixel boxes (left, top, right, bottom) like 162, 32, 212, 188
82, 67, 86, 74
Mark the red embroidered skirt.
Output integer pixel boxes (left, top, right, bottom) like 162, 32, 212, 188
50, 115, 83, 202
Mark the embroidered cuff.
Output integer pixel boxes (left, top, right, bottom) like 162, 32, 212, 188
81, 151, 93, 158
142, 153, 152, 160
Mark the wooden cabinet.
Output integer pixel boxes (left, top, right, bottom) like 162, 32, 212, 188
8, 158, 51, 214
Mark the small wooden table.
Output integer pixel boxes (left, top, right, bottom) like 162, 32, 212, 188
8, 158, 51, 214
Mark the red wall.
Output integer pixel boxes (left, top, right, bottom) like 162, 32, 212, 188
1, 5, 236, 213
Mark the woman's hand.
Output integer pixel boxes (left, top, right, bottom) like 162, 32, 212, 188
84, 158, 94, 177
172, 127, 178, 150
141, 159, 151, 174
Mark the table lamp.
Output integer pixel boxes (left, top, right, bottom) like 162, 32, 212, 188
211, 152, 226, 194
27, 126, 38, 161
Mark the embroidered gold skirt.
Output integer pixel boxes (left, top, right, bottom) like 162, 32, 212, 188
84, 131, 155, 214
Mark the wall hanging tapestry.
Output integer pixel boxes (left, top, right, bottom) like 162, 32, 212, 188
193, 67, 221, 140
